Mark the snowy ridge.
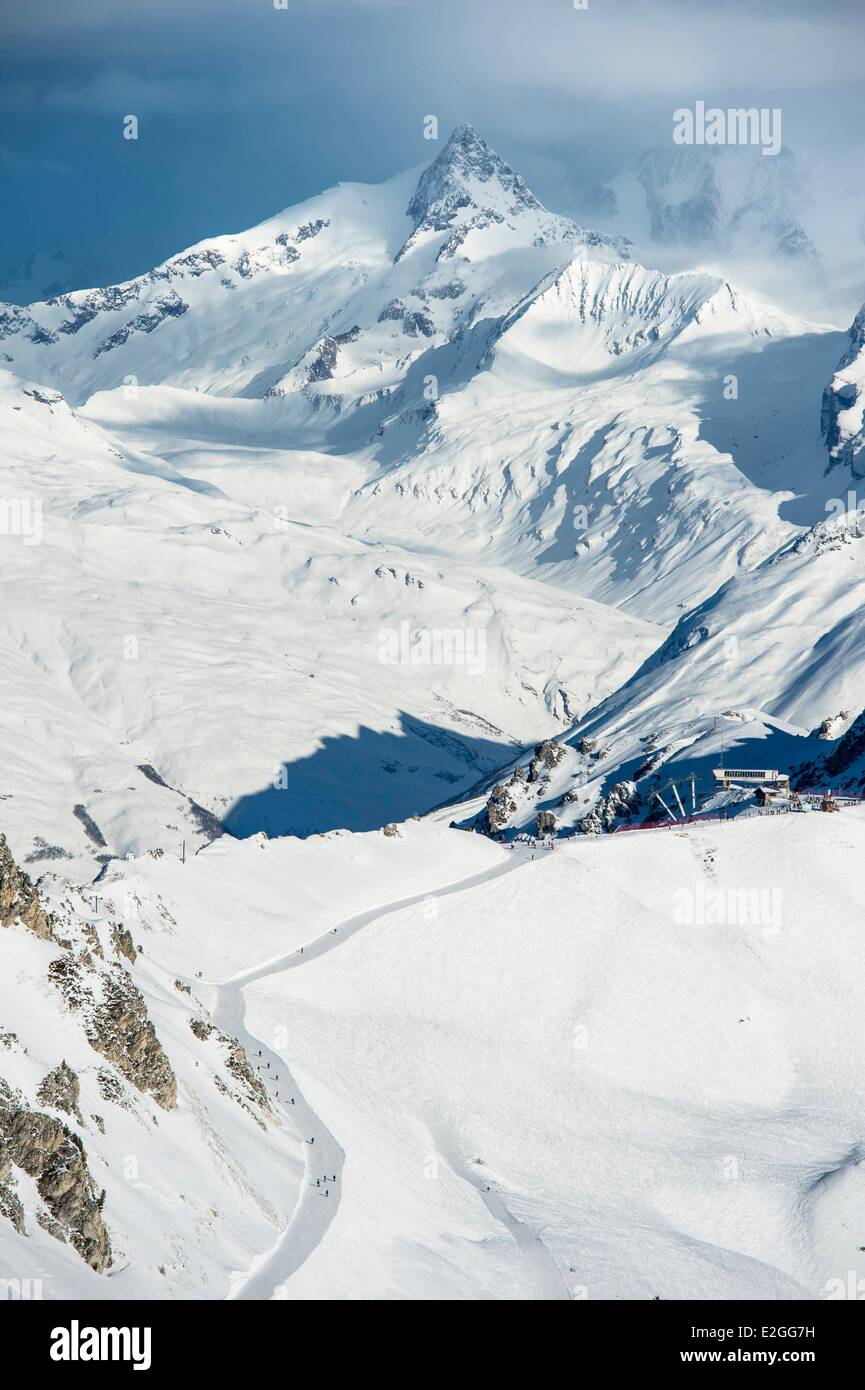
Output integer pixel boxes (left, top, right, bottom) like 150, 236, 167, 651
822, 301, 865, 476
2, 122, 865, 1302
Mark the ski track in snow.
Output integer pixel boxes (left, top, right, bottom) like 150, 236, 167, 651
214, 846, 568, 1300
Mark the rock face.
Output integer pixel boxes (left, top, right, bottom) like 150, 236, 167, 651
479, 780, 521, 835
397, 123, 630, 264
528, 740, 565, 783
825, 710, 865, 782
109, 922, 137, 964
632, 145, 816, 263
536, 811, 558, 836
0, 833, 55, 940
814, 711, 853, 741
49, 956, 177, 1111
188, 1019, 270, 1122
0, 1079, 111, 1272
37, 1061, 83, 1124
794, 707, 865, 792
822, 304, 865, 476
579, 780, 641, 835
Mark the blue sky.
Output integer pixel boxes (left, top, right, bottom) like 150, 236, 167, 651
2, 0, 863, 307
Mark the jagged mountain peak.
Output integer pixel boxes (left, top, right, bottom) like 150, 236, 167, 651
822, 299, 865, 475
406, 123, 543, 232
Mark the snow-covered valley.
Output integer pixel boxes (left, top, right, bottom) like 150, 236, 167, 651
2, 123, 865, 1303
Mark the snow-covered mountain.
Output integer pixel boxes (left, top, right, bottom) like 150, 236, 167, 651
822, 300, 865, 477
2, 123, 865, 1302
452, 506, 865, 841
0, 244, 88, 306
0, 364, 659, 878
6, 806, 865, 1300
603, 145, 818, 264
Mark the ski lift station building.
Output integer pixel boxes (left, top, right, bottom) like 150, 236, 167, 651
712, 768, 790, 790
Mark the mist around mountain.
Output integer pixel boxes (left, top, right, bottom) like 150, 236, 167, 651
2, 123, 865, 1306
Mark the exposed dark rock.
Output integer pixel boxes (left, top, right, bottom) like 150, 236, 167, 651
220, 1035, 269, 1112
426, 279, 466, 300
110, 923, 137, 964
0, 833, 55, 941
22, 385, 63, 407
49, 956, 177, 1110
36, 1062, 82, 1124
305, 327, 360, 382
165, 248, 225, 277
825, 709, 865, 780
479, 781, 520, 835
92, 291, 188, 357
295, 218, 330, 242
527, 739, 565, 783
536, 811, 557, 836
0, 1079, 111, 1272
579, 780, 641, 835
188, 1019, 269, 1123
378, 300, 435, 337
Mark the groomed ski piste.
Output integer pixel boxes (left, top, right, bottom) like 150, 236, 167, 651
7, 805, 849, 1303
2, 122, 865, 1302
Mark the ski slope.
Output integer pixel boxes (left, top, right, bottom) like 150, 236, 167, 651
2, 122, 865, 1303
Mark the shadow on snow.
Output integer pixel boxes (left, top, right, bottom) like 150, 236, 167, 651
223, 711, 516, 839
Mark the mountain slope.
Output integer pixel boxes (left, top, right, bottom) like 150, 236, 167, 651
3, 124, 843, 627
446, 509, 865, 838
822, 300, 865, 477
0, 364, 658, 875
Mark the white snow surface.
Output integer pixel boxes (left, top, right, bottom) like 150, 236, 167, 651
2, 124, 865, 1302
4, 814, 865, 1300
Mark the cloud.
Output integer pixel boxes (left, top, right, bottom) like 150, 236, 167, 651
0, 0, 861, 320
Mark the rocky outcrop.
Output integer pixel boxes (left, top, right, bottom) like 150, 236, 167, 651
814, 711, 853, 741
188, 1019, 270, 1123
528, 739, 565, 783
0, 1079, 111, 1272
536, 811, 558, 836
93, 290, 189, 358
0, 833, 55, 941
825, 709, 865, 781
36, 1062, 82, 1124
110, 923, 137, 964
222, 1037, 270, 1112
479, 780, 521, 835
49, 955, 177, 1110
579, 780, 641, 835
822, 304, 865, 476
794, 708, 865, 792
